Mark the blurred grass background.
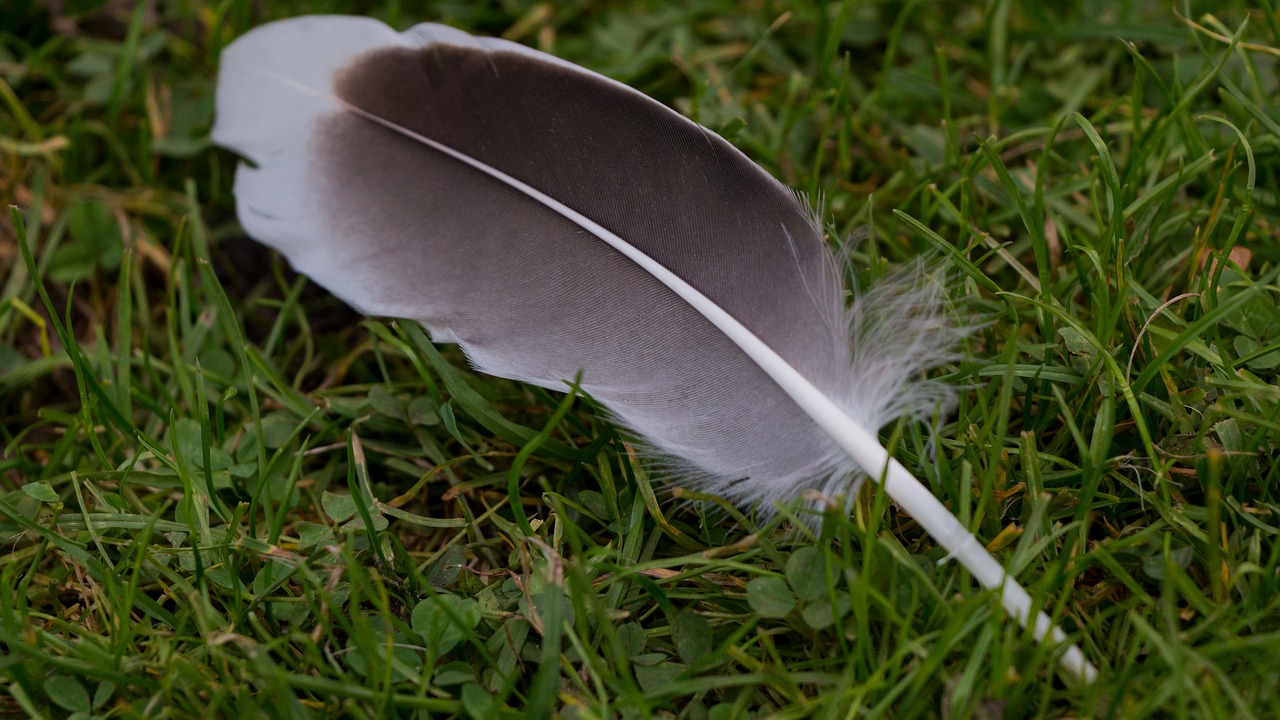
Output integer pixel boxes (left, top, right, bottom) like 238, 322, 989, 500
2, 0, 1279, 717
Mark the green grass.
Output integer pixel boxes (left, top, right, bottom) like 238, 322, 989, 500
3, 0, 1280, 717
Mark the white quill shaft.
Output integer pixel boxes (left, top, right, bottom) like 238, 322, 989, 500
574, 213, 1099, 681
213, 16, 1096, 681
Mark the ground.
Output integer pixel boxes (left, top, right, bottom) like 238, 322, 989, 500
1, 1, 1279, 718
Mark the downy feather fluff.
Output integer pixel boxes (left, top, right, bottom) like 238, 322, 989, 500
213, 16, 1095, 680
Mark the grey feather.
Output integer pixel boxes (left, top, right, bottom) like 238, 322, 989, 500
213, 16, 1095, 680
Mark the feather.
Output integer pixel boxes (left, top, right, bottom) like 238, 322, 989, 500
212, 16, 1096, 681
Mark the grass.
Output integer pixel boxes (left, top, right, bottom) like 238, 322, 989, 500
2, 0, 1279, 717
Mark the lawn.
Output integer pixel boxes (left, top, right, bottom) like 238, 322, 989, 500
2, 1, 1279, 717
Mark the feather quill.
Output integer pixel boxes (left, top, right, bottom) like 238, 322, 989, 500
213, 16, 1096, 681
